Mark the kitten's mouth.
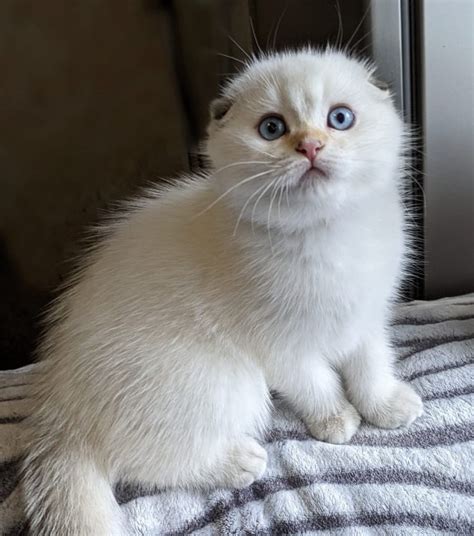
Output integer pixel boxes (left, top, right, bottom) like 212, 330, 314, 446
299, 165, 328, 183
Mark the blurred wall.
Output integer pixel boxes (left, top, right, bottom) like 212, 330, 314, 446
0, 0, 189, 293
0, 1, 190, 367
422, 0, 474, 298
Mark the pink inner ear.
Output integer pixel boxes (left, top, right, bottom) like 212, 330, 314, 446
211, 97, 232, 121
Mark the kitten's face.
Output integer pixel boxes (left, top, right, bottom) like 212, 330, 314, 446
206, 50, 405, 230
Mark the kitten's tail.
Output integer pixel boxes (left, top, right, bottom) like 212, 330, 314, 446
22, 445, 125, 536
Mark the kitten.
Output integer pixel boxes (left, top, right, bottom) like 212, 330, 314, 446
22, 49, 423, 535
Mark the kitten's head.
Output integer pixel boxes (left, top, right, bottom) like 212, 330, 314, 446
206, 49, 405, 230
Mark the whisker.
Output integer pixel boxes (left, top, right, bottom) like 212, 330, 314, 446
192, 169, 275, 219
267, 177, 283, 253
227, 35, 253, 62
247, 146, 279, 159
334, 0, 344, 49
233, 182, 269, 236
272, 3, 288, 51
354, 37, 373, 57
320, 154, 410, 166
349, 28, 372, 55
251, 180, 275, 233
285, 179, 290, 208
277, 176, 285, 225
344, 1, 371, 53
249, 17, 264, 57
228, 134, 280, 160
216, 52, 247, 66
213, 160, 274, 175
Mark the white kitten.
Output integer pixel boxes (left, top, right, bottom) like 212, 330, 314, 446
22, 49, 423, 535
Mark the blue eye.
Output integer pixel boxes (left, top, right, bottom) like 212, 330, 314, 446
327, 106, 355, 130
258, 115, 287, 140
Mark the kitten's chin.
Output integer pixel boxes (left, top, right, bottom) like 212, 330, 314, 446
295, 162, 332, 190
299, 166, 328, 183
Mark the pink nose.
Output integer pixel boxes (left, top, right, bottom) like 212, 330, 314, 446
295, 139, 324, 162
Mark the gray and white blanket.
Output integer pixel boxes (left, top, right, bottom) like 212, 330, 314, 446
1, 294, 473, 535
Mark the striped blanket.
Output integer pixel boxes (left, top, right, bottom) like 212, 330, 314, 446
1, 294, 473, 535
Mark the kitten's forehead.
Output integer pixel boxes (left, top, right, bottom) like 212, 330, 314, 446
230, 50, 371, 120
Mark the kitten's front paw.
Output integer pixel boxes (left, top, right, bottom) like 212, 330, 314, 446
307, 402, 361, 444
223, 438, 267, 489
364, 382, 423, 429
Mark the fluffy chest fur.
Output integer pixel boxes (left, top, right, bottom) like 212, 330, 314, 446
229, 192, 404, 361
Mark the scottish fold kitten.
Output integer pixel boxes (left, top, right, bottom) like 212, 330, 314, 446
22, 49, 422, 535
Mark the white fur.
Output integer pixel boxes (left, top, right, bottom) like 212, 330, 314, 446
22, 49, 422, 535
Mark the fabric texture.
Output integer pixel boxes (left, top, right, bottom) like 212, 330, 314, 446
1, 294, 473, 535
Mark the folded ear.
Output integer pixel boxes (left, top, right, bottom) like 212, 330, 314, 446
369, 75, 390, 93
210, 96, 233, 121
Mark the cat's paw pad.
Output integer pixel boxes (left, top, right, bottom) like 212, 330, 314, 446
308, 402, 361, 444
224, 439, 267, 488
366, 382, 423, 429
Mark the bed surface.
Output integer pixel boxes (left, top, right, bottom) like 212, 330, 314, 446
1, 294, 473, 535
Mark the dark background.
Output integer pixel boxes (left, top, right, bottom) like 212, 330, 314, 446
0, 0, 370, 369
